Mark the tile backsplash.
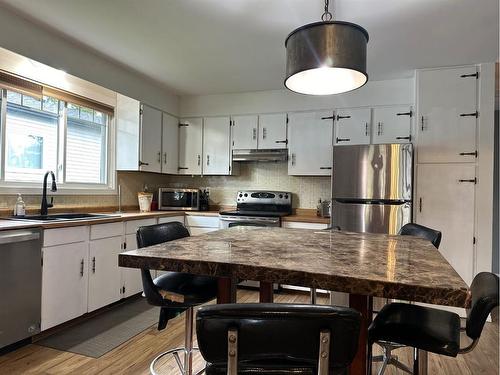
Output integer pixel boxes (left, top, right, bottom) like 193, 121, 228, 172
0, 162, 331, 210
163, 162, 331, 209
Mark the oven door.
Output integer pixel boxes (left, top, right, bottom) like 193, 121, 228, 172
219, 215, 280, 229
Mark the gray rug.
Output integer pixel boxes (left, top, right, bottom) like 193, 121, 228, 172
36, 297, 159, 358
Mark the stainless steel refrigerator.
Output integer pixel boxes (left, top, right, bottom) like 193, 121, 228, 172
331, 144, 412, 234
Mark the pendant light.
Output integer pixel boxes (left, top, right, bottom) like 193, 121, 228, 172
285, 0, 369, 95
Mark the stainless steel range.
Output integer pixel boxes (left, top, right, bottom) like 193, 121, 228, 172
219, 190, 292, 229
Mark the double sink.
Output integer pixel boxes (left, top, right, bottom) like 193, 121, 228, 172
9, 213, 118, 223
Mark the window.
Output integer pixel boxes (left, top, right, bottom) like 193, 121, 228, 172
4, 94, 59, 182
65, 103, 108, 184
0, 90, 112, 190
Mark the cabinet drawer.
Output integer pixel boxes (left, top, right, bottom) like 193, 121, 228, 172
158, 216, 185, 225
90, 222, 124, 240
43, 226, 89, 247
185, 215, 219, 228
282, 222, 329, 230
125, 218, 157, 235
189, 227, 219, 236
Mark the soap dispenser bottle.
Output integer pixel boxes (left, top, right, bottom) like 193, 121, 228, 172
14, 194, 26, 216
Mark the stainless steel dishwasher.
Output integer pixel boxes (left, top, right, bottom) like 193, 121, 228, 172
0, 228, 42, 349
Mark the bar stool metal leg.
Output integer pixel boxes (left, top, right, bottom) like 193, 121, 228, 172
150, 307, 205, 375
413, 349, 428, 375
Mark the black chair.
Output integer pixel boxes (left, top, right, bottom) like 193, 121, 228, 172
137, 221, 218, 375
398, 223, 442, 249
196, 303, 361, 375
371, 222, 443, 373
369, 272, 499, 375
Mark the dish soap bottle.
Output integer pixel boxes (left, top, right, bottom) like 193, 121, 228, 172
14, 194, 26, 216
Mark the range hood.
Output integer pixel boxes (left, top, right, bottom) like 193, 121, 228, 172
232, 149, 288, 162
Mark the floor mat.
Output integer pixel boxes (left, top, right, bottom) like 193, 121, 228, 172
36, 297, 159, 358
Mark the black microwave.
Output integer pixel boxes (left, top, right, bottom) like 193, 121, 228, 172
158, 188, 200, 211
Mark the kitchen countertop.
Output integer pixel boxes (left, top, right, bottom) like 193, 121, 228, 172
0, 207, 329, 230
119, 226, 468, 307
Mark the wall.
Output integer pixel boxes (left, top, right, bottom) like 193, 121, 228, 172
494, 109, 499, 274
0, 4, 179, 115
179, 78, 414, 117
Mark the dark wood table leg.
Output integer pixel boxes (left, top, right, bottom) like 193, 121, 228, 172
217, 277, 237, 304
349, 294, 373, 375
259, 282, 274, 303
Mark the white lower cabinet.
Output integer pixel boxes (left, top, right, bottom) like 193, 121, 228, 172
415, 163, 476, 285
41, 241, 89, 331
122, 233, 144, 297
186, 215, 220, 236
88, 236, 123, 312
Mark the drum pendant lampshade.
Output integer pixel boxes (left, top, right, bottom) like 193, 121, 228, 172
285, 21, 369, 95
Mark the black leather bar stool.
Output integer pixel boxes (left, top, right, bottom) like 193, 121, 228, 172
137, 222, 218, 375
369, 272, 499, 375
371, 222, 443, 373
196, 303, 361, 375
398, 223, 442, 249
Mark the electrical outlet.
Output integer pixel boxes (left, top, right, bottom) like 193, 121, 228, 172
204, 187, 210, 196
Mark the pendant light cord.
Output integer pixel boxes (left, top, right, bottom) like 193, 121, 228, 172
321, 0, 333, 21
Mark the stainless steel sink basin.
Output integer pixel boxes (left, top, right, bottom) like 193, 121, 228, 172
9, 213, 118, 222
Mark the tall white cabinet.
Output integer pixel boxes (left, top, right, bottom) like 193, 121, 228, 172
140, 104, 163, 173
287, 111, 333, 176
415, 66, 481, 286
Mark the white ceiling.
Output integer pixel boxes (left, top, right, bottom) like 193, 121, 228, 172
0, 0, 498, 96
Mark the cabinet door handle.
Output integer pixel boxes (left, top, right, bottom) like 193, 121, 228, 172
336, 137, 350, 143
197, 154, 201, 166
458, 178, 477, 184
420, 116, 425, 131
157, 152, 161, 163
80, 259, 84, 277
377, 122, 382, 136
206, 155, 210, 166
178, 167, 188, 170
460, 112, 479, 118
396, 136, 411, 141
321, 115, 335, 120
275, 140, 288, 144
365, 122, 369, 136
336, 115, 351, 120
139, 161, 149, 167
92, 257, 96, 274
291, 153, 296, 166
459, 151, 478, 157
419, 197, 423, 213
396, 111, 413, 117
163, 152, 167, 164
252, 128, 257, 140
262, 127, 267, 140
319, 167, 332, 170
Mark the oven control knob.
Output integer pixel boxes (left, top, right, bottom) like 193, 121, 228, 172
285, 194, 289, 199
244, 193, 248, 197
279, 194, 283, 198
239, 194, 243, 198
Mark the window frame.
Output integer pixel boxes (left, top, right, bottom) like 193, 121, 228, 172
0, 89, 116, 195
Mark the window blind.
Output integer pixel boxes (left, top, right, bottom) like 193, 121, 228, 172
0, 70, 43, 99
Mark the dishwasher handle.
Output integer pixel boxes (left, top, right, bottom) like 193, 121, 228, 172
0, 230, 40, 245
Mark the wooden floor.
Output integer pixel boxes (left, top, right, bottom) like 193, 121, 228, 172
0, 289, 498, 375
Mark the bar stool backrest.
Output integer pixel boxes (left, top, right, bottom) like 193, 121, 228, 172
465, 272, 499, 340
196, 303, 361, 374
398, 223, 442, 249
136, 221, 190, 306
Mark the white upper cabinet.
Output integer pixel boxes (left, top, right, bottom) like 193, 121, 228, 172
334, 108, 371, 146
372, 106, 413, 144
116, 94, 140, 170
161, 113, 179, 174
258, 113, 287, 149
140, 105, 163, 173
232, 115, 258, 149
203, 116, 231, 175
417, 66, 478, 163
288, 110, 333, 176
178, 117, 203, 175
